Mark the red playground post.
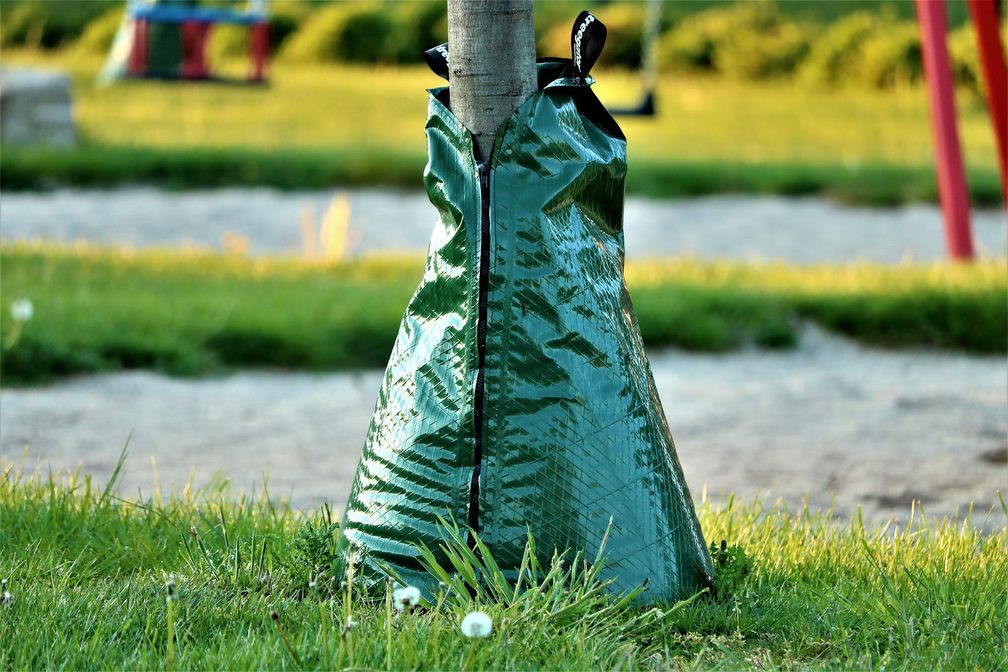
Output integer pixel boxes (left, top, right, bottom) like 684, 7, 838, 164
181, 20, 210, 79
117, 3, 269, 83
967, 0, 1008, 210
249, 21, 269, 83
916, 0, 975, 260
128, 18, 149, 77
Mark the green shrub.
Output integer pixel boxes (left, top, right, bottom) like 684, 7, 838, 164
73, 7, 124, 56
1, 0, 117, 50
277, 6, 338, 63
716, 19, 816, 79
268, 12, 301, 50
1, 4, 51, 50
801, 12, 984, 92
850, 21, 923, 88
799, 11, 880, 85
279, 3, 397, 64
335, 9, 398, 63
659, 3, 766, 73
247, 1, 445, 66
389, 1, 448, 63
207, 23, 250, 61
268, 0, 314, 48
660, 1, 814, 78
947, 23, 983, 95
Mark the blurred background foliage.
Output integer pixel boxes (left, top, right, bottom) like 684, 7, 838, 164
1, 0, 996, 94
3, 0, 1001, 201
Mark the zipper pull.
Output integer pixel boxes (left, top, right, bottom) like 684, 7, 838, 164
478, 162, 489, 191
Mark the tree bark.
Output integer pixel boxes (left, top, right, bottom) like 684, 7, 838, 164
446, 0, 536, 161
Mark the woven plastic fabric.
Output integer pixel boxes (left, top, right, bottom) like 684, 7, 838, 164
338, 56, 714, 604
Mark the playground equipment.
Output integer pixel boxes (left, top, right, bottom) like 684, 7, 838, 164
101, 0, 269, 83
610, 0, 661, 117
614, 0, 1007, 257
916, 0, 1007, 260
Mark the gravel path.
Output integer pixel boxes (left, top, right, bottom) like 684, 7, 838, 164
3, 327, 1005, 526
2, 187, 1005, 263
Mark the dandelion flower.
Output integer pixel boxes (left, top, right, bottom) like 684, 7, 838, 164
166, 575, 177, 602
460, 611, 492, 638
344, 616, 357, 632
10, 299, 33, 323
392, 585, 421, 612
1, 580, 12, 606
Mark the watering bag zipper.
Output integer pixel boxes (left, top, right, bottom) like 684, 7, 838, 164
468, 159, 491, 546
422, 38, 494, 545
458, 9, 609, 548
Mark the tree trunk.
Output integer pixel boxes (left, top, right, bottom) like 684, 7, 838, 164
446, 0, 536, 161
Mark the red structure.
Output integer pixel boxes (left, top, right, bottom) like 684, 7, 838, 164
967, 0, 1008, 207
916, 0, 975, 260
120, 2, 269, 83
249, 21, 270, 83
180, 20, 211, 79
128, 18, 149, 76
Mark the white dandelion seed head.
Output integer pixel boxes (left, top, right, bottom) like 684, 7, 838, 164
460, 611, 493, 638
166, 574, 177, 601
344, 616, 357, 631
1, 580, 11, 607
10, 299, 33, 323
392, 585, 421, 612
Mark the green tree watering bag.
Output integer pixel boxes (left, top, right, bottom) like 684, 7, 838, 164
338, 12, 714, 604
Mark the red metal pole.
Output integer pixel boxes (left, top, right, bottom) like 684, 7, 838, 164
181, 21, 212, 79
249, 21, 269, 82
916, 0, 975, 260
181, 20, 200, 79
967, 0, 1008, 208
128, 18, 149, 77
197, 23, 211, 78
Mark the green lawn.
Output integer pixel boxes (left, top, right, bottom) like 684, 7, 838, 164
0, 51, 1002, 205
1, 244, 1004, 385
1, 461, 1005, 670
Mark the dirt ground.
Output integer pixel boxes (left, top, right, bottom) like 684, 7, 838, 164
3, 327, 1005, 527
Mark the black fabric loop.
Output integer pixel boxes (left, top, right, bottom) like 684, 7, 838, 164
424, 43, 450, 81
570, 10, 606, 77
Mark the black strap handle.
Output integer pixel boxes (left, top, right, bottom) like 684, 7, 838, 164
570, 11, 606, 77
424, 43, 450, 81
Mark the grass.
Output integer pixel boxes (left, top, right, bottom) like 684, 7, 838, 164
1, 244, 1004, 385
0, 51, 1002, 206
1, 459, 1005, 670
6, 145, 1001, 207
